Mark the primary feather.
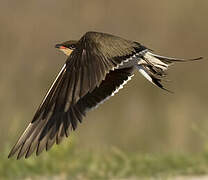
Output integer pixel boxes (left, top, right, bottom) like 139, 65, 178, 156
8, 31, 202, 159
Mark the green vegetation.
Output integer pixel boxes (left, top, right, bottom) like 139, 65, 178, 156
1, 140, 208, 180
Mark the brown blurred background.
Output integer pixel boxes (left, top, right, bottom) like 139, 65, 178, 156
0, 0, 207, 154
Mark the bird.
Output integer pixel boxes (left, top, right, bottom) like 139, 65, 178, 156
8, 31, 202, 159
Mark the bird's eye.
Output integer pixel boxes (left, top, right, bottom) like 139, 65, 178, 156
70, 44, 76, 49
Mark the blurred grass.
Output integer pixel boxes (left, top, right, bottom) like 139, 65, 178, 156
2, 139, 208, 180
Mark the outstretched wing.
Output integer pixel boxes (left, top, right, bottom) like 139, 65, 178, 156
8, 32, 143, 159
31, 67, 134, 158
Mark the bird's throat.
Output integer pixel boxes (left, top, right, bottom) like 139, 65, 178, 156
59, 48, 73, 56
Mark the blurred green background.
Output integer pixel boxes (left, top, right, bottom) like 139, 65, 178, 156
0, 0, 208, 161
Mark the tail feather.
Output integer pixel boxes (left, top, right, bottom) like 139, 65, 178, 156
137, 51, 202, 92
148, 52, 202, 63
136, 65, 172, 93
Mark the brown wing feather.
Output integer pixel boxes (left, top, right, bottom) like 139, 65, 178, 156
8, 32, 142, 159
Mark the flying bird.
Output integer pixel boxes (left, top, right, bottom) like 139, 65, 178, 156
8, 31, 202, 159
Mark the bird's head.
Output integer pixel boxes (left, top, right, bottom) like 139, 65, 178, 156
55, 40, 78, 56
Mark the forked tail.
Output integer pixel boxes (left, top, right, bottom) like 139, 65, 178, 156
136, 51, 202, 92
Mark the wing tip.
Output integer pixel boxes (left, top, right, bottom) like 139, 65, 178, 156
8, 152, 14, 159
8, 146, 19, 159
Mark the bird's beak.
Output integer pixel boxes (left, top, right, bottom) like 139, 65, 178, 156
55, 43, 73, 56
55, 44, 66, 49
